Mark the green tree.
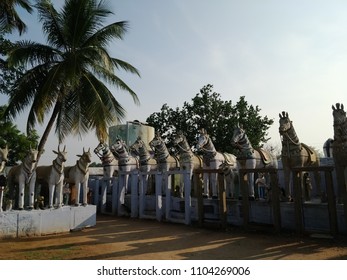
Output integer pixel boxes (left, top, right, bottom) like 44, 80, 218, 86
0, 105, 39, 165
146, 84, 273, 154
0, 0, 33, 35
3, 0, 140, 159
0, 34, 24, 96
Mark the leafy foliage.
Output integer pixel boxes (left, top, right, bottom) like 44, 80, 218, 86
3, 0, 140, 156
0, 34, 24, 96
146, 84, 274, 154
0, 105, 39, 165
0, 0, 33, 35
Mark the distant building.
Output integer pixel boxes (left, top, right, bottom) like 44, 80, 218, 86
109, 120, 155, 149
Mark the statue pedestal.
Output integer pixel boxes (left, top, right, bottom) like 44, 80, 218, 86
0, 205, 96, 239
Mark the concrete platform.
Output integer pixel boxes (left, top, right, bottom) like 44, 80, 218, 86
0, 205, 96, 239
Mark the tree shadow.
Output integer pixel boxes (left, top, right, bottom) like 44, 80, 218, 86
1, 215, 346, 260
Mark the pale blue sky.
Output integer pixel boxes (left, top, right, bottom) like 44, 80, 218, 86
2, 0, 347, 165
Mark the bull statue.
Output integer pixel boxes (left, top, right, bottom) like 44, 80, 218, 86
64, 147, 92, 206
6, 148, 39, 210
36, 145, 68, 208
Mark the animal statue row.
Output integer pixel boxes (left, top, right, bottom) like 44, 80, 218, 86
0, 146, 92, 211
96, 104, 347, 203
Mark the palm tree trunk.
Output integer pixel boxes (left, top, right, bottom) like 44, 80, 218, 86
37, 102, 61, 161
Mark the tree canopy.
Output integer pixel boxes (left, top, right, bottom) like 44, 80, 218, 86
146, 84, 274, 155
0, 105, 39, 165
3, 0, 140, 157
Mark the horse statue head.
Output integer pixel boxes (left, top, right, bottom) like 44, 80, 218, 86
332, 103, 346, 126
278, 111, 292, 135
94, 139, 109, 159
172, 130, 186, 146
231, 123, 247, 146
196, 128, 211, 151
111, 136, 129, 157
129, 136, 145, 156
149, 132, 164, 151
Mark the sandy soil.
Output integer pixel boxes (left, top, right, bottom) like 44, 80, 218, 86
0, 215, 346, 260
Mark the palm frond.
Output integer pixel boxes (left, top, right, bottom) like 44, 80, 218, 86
7, 41, 61, 68
36, 0, 66, 49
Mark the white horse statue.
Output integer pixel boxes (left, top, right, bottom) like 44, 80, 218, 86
130, 136, 157, 194
94, 139, 118, 180
172, 131, 203, 198
231, 124, 278, 200
279, 112, 322, 202
331, 103, 347, 203
196, 128, 237, 199
0, 145, 9, 211
149, 132, 179, 172
64, 148, 91, 206
6, 148, 39, 210
111, 136, 138, 201
35, 146, 67, 208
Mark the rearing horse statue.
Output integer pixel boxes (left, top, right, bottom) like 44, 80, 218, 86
231, 124, 278, 199
130, 136, 157, 194
94, 139, 119, 180
196, 128, 237, 198
111, 136, 138, 203
279, 112, 322, 202
173, 131, 203, 198
149, 132, 179, 172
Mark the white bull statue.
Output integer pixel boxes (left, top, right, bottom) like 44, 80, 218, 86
6, 148, 39, 210
36, 146, 67, 208
64, 148, 91, 206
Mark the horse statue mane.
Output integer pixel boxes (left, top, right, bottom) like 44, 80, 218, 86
149, 132, 179, 171
173, 131, 199, 163
130, 136, 154, 166
94, 139, 118, 179
232, 124, 274, 165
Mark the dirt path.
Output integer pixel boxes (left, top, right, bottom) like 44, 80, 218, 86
0, 215, 346, 260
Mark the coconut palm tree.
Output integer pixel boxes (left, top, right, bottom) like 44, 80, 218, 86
0, 0, 33, 35
4, 0, 140, 157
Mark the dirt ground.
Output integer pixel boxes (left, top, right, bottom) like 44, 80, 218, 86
0, 215, 346, 260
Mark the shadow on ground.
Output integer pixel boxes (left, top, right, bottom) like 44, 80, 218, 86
0, 215, 346, 260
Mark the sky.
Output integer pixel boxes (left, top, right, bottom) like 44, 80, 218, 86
2, 0, 347, 165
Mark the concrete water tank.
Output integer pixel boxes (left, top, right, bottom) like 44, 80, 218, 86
108, 121, 155, 150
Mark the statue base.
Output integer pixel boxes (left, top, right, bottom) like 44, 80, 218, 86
0, 205, 96, 239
